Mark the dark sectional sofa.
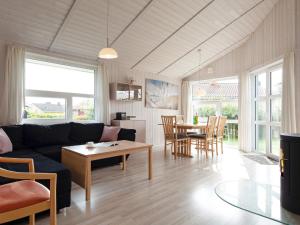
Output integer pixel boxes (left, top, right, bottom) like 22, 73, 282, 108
0, 122, 136, 210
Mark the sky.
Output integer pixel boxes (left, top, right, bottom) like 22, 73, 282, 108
25, 59, 95, 95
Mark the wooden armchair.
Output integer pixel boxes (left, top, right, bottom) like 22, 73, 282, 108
161, 116, 190, 159
189, 116, 218, 159
0, 157, 57, 225
214, 116, 227, 155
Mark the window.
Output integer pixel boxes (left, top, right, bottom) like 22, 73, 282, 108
192, 78, 239, 148
252, 64, 282, 157
24, 57, 96, 123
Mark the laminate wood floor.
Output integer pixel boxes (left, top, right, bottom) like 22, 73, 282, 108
33, 147, 299, 225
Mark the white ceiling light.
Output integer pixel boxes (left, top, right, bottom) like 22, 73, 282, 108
98, 0, 118, 59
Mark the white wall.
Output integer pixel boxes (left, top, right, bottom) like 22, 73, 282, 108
295, 0, 300, 130
0, 39, 6, 98
184, 0, 296, 81
105, 61, 181, 146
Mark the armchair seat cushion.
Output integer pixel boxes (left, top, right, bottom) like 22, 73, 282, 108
188, 133, 206, 139
187, 131, 197, 135
166, 133, 189, 140
0, 180, 50, 213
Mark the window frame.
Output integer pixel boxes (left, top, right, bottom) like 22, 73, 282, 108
23, 53, 98, 124
251, 62, 282, 159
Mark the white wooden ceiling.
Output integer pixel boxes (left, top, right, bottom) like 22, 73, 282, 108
0, 0, 278, 78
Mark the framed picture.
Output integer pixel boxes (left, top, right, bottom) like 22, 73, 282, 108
145, 79, 179, 110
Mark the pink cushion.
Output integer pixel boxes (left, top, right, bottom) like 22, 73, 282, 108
100, 126, 121, 142
0, 180, 50, 213
0, 128, 12, 154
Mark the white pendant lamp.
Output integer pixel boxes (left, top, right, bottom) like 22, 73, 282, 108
98, 0, 118, 59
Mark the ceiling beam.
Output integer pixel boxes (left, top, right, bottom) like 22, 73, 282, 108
110, 0, 155, 47
48, 0, 80, 51
131, 0, 216, 69
181, 35, 250, 79
158, 0, 265, 74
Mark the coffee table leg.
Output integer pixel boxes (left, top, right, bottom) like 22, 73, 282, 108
148, 146, 152, 180
122, 154, 127, 170
85, 159, 91, 201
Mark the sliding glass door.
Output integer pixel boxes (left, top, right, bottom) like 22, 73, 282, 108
252, 64, 282, 158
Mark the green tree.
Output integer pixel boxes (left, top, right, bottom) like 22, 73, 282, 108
221, 104, 238, 119
198, 106, 216, 117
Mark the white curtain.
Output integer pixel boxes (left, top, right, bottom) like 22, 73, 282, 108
281, 52, 297, 133
181, 81, 193, 123
238, 71, 252, 152
97, 63, 110, 125
0, 46, 25, 125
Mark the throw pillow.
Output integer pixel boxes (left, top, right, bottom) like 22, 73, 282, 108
0, 128, 13, 154
100, 126, 121, 142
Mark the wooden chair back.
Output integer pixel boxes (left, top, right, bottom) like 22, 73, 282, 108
206, 116, 218, 139
161, 116, 176, 140
216, 116, 227, 137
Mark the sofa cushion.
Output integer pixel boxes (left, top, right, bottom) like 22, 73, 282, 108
0, 128, 12, 154
69, 122, 104, 144
117, 128, 136, 141
23, 123, 71, 147
34, 145, 62, 162
92, 156, 123, 169
100, 126, 121, 142
1, 125, 26, 150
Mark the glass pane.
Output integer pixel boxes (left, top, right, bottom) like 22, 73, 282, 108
221, 101, 238, 120
24, 97, 65, 119
25, 59, 94, 95
271, 68, 282, 95
256, 73, 266, 97
271, 98, 281, 122
271, 127, 280, 156
116, 83, 129, 100
193, 103, 216, 123
130, 85, 142, 101
256, 101, 266, 121
256, 125, 266, 153
72, 97, 95, 120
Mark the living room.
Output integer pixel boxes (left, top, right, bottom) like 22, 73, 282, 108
0, 0, 300, 225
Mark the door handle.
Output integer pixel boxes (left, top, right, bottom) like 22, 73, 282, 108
280, 158, 287, 174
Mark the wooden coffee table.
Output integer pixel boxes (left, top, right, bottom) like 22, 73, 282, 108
61, 140, 153, 201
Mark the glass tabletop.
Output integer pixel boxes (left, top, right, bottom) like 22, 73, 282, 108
215, 180, 300, 225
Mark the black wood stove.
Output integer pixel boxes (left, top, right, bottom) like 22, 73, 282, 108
280, 133, 300, 214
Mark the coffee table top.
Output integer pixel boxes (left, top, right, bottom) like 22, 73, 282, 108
62, 140, 152, 157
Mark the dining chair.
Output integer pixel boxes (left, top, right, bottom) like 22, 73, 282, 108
215, 116, 227, 155
161, 116, 190, 159
0, 157, 57, 225
189, 116, 218, 159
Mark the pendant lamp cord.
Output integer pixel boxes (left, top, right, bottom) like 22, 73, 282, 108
106, 0, 110, 47
198, 49, 201, 80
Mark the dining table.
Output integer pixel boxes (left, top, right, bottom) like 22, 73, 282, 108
158, 123, 207, 132
175, 123, 206, 131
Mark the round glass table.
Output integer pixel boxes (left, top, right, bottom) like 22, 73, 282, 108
215, 180, 300, 225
